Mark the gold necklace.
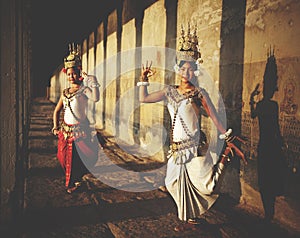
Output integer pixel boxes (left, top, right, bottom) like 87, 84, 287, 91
178, 85, 195, 94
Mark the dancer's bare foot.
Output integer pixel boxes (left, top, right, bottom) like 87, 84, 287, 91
158, 185, 168, 193
174, 222, 197, 232
66, 182, 81, 194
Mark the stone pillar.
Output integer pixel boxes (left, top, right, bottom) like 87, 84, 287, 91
133, 11, 144, 145
87, 32, 97, 125
163, 0, 178, 155
0, 0, 32, 224
105, 10, 118, 135
218, 0, 246, 200
95, 22, 105, 129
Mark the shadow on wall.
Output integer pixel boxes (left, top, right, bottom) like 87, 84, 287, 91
249, 48, 288, 222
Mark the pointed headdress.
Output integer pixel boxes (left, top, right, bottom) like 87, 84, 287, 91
263, 46, 278, 93
176, 23, 203, 65
64, 43, 82, 69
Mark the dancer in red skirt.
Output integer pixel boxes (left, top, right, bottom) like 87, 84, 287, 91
52, 43, 100, 193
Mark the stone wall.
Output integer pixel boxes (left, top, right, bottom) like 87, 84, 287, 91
48, 0, 300, 203
0, 0, 32, 224
241, 0, 300, 195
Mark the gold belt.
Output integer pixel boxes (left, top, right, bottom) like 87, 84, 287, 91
170, 138, 208, 156
170, 138, 199, 152
60, 122, 87, 140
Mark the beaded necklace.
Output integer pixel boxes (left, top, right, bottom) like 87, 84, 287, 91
63, 86, 86, 122
169, 87, 201, 144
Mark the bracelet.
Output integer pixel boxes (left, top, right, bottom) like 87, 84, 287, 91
219, 128, 232, 140
249, 100, 255, 105
90, 82, 100, 88
51, 127, 59, 134
137, 81, 150, 87
140, 76, 148, 82
225, 135, 236, 143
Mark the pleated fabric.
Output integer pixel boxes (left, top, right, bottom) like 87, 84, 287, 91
165, 149, 224, 221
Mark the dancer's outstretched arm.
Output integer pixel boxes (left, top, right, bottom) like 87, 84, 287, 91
138, 60, 166, 103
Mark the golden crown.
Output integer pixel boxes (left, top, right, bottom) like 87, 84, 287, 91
176, 23, 203, 64
64, 43, 82, 69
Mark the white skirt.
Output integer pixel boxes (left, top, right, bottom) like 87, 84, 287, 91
165, 148, 224, 221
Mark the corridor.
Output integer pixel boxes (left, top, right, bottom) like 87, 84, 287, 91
1, 0, 300, 237
2, 98, 296, 238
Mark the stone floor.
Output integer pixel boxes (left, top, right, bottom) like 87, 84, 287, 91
1, 98, 299, 238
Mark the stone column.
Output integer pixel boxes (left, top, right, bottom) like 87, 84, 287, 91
0, 0, 32, 224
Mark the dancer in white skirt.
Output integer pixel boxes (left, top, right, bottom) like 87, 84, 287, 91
137, 25, 247, 231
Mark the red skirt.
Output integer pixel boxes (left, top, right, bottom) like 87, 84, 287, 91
57, 122, 98, 187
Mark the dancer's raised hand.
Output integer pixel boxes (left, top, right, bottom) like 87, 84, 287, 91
141, 60, 155, 81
